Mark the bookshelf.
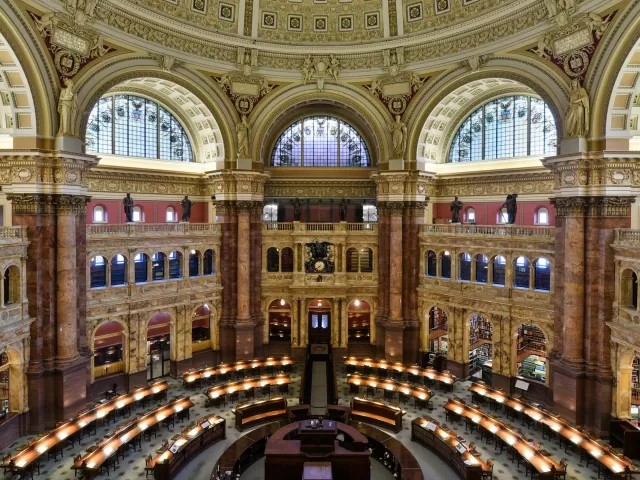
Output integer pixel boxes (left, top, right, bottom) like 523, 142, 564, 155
517, 325, 546, 355
429, 307, 448, 331
348, 313, 370, 342
469, 314, 492, 346
517, 354, 546, 383
469, 343, 492, 377
269, 311, 291, 342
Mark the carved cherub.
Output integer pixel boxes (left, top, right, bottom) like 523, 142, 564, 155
301, 55, 315, 83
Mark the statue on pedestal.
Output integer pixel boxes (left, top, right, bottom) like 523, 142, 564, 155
181, 195, 193, 222
339, 198, 348, 221
566, 78, 590, 137
291, 198, 303, 221
450, 196, 463, 223
123, 193, 134, 222
389, 115, 407, 157
236, 114, 250, 158
57, 78, 77, 135
501, 193, 518, 224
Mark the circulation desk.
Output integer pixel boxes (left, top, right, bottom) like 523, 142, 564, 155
1, 380, 168, 475
411, 416, 492, 480
350, 397, 403, 433
150, 415, 226, 480
234, 396, 288, 431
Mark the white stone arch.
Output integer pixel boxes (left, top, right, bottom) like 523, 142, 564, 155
420, 304, 452, 353
613, 345, 639, 418
88, 318, 130, 383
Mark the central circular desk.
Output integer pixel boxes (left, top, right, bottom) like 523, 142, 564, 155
263, 420, 369, 480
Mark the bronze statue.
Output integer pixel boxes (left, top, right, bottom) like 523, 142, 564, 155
339, 198, 348, 221
501, 193, 518, 224
450, 196, 463, 223
181, 195, 193, 222
123, 193, 134, 222
291, 198, 303, 221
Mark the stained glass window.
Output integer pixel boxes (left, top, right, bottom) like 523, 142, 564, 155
86, 94, 193, 162
448, 95, 557, 162
271, 115, 370, 167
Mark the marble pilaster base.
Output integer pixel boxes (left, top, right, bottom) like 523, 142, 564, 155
550, 358, 585, 425
446, 360, 468, 379
384, 324, 404, 362
54, 359, 89, 422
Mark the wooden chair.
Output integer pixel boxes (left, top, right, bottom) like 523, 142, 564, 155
481, 459, 494, 480
350, 384, 359, 396
384, 389, 395, 402
145, 455, 154, 478
2, 454, 13, 475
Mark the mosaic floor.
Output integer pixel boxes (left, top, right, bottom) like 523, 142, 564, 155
2, 362, 639, 480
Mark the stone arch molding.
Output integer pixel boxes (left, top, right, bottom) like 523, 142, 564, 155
406, 60, 569, 167
73, 58, 236, 162
250, 83, 392, 166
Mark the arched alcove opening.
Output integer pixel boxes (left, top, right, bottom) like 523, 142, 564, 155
469, 314, 493, 384
269, 299, 292, 344
428, 307, 448, 357
192, 305, 211, 354
347, 299, 371, 345
93, 321, 125, 379
515, 324, 547, 385
147, 312, 171, 380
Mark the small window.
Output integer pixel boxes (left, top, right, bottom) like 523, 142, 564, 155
498, 208, 508, 224
93, 206, 105, 223
441, 251, 451, 279
166, 207, 176, 223
425, 251, 437, 277
132, 206, 142, 222
263, 204, 278, 222
459, 253, 471, 281
514, 256, 530, 289
466, 208, 476, 223
492, 255, 506, 286
536, 207, 549, 225
363, 205, 378, 223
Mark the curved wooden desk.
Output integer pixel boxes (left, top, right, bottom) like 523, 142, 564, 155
183, 357, 293, 385
348, 420, 425, 480
350, 397, 404, 433
347, 374, 433, 401
205, 374, 291, 400
345, 357, 456, 387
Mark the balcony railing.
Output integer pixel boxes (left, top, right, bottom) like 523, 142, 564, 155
615, 229, 640, 245
0, 226, 27, 242
421, 224, 555, 238
262, 222, 378, 233
87, 223, 220, 238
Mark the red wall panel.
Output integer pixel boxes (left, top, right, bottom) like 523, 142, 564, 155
432, 201, 554, 226
87, 199, 209, 224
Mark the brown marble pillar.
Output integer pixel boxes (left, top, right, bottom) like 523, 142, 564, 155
402, 202, 425, 364
375, 204, 389, 359
216, 200, 237, 362
251, 203, 264, 358
386, 202, 404, 361
235, 202, 254, 361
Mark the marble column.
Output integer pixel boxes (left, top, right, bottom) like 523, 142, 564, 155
386, 202, 404, 361
215, 200, 237, 362
376, 204, 389, 358
235, 202, 254, 361
402, 202, 425, 364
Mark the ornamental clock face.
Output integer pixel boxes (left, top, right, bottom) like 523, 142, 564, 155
314, 260, 325, 272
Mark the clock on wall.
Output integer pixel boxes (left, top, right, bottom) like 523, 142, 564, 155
305, 241, 334, 273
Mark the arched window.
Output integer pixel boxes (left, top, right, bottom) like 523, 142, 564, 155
93, 206, 106, 223
536, 207, 549, 225
466, 207, 476, 223
534, 257, 551, 292
134, 253, 149, 283
514, 256, 530, 289
281, 247, 294, 273
441, 251, 451, 279
168, 251, 182, 279
152, 253, 165, 281
90, 256, 107, 288
86, 94, 193, 161
622, 269, 638, 309
425, 251, 437, 277
132, 206, 142, 222
271, 116, 370, 167
266, 247, 280, 272
188, 250, 200, 277
346, 248, 358, 273
111, 254, 127, 286
492, 255, 506, 286
3, 266, 19, 305
448, 95, 557, 162
360, 248, 373, 273
459, 253, 471, 281
498, 208, 508, 224
165, 207, 176, 223
203, 250, 215, 275
475, 254, 488, 283
263, 203, 278, 222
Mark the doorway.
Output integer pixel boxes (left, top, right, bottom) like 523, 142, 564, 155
308, 300, 331, 345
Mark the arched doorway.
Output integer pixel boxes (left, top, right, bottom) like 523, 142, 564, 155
269, 299, 292, 356
347, 299, 371, 355
93, 321, 125, 380
428, 307, 448, 356
515, 324, 547, 384
308, 299, 331, 345
192, 305, 211, 353
469, 314, 493, 384
147, 312, 171, 380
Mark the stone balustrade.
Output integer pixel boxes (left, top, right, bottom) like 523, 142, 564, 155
421, 224, 554, 238
614, 228, 640, 245
262, 222, 377, 234
87, 223, 220, 238
0, 226, 27, 243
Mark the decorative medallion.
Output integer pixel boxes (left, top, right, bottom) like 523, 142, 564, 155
364, 12, 379, 29
338, 15, 354, 32
314, 16, 328, 32
365, 70, 428, 115
287, 14, 302, 31
218, 3, 235, 22
262, 11, 277, 29
407, 2, 423, 22
191, 0, 207, 14
215, 71, 276, 116
434, 0, 450, 15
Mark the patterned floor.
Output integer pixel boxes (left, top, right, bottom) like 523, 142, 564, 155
3, 363, 639, 480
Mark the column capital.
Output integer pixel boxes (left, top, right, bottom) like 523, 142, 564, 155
236, 200, 262, 215
379, 201, 405, 216
551, 196, 635, 217
7, 193, 91, 216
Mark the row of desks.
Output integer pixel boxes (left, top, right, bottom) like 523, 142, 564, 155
73, 396, 194, 477
468, 382, 638, 477
344, 357, 456, 386
445, 397, 564, 478
1, 380, 169, 473
347, 374, 432, 401
183, 357, 293, 384
205, 374, 291, 399
411, 415, 492, 480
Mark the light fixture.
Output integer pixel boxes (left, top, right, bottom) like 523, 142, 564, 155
354, 299, 360, 307
318, 300, 322, 306
280, 299, 285, 306
190, 250, 196, 255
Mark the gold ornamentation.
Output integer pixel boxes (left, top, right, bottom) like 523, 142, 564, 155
365, 69, 427, 115
214, 67, 275, 116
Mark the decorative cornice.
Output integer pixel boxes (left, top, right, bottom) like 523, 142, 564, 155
551, 195, 635, 217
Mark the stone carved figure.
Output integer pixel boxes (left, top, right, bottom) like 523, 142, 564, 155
258, 77, 272, 96
301, 56, 315, 83
57, 78, 77, 135
33, 12, 57, 34
450, 196, 463, 223
543, 0, 558, 18
367, 78, 382, 95
291, 198, 303, 221
236, 114, 250, 158
327, 55, 340, 82
389, 115, 407, 157
123, 193, 134, 222
89, 36, 109, 58
181, 196, 193, 222
501, 193, 518, 224
339, 199, 348, 221
566, 78, 590, 137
